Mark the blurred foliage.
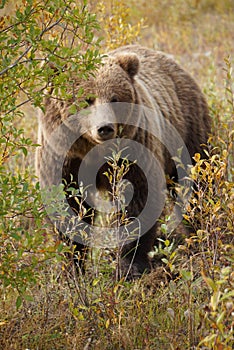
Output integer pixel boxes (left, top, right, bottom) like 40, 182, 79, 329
95, 0, 145, 50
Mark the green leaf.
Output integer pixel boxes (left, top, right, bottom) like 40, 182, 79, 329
216, 310, 226, 325
69, 104, 78, 114
161, 258, 168, 264
57, 243, 64, 253
92, 278, 100, 287
198, 333, 217, 346
202, 274, 217, 291
181, 270, 193, 281
0, 0, 7, 9
220, 290, 234, 301
161, 224, 167, 234
16, 295, 23, 309
23, 294, 34, 302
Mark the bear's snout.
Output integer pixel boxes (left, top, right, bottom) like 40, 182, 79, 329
97, 123, 115, 141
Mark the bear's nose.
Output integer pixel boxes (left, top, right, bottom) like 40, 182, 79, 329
97, 123, 115, 140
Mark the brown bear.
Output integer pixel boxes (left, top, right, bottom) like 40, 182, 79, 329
36, 45, 211, 278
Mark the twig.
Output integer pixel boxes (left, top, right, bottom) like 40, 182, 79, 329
0, 45, 32, 76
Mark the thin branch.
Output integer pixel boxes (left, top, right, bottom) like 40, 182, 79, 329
6, 98, 33, 114
0, 5, 69, 77
0, 45, 32, 76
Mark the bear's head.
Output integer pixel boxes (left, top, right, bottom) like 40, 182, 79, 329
40, 53, 141, 159
92, 52, 140, 104
80, 52, 140, 144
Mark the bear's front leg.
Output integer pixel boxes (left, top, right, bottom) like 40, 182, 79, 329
119, 224, 156, 280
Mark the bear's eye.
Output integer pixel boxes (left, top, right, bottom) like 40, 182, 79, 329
110, 96, 119, 103
85, 96, 95, 107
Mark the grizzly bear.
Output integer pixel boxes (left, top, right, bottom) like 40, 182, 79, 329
36, 45, 210, 278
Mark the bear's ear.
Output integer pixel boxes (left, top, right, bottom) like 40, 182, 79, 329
115, 53, 139, 79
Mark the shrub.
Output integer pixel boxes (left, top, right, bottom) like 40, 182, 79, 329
0, 0, 101, 306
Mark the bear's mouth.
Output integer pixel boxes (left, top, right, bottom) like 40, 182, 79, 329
90, 123, 117, 143
96, 123, 116, 141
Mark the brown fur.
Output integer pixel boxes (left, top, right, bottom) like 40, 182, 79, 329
36, 45, 211, 278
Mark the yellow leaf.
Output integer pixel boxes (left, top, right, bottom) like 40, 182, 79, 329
210, 290, 221, 311
92, 278, 100, 287
193, 153, 201, 162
